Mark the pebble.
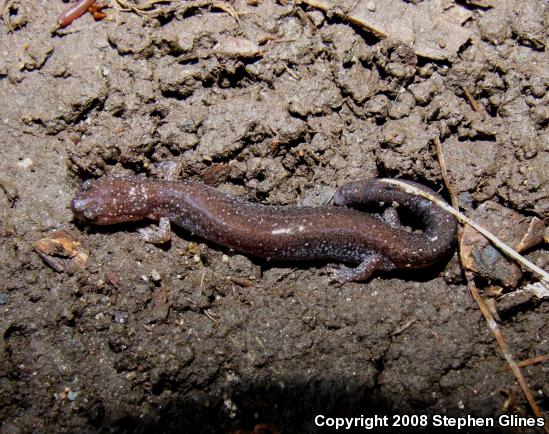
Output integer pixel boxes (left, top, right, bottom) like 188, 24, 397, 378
17, 157, 33, 169
0, 293, 8, 305
151, 269, 162, 283
367, 1, 376, 11
114, 311, 128, 324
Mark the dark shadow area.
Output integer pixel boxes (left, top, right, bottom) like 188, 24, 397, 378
97, 378, 388, 434
90, 378, 527, 434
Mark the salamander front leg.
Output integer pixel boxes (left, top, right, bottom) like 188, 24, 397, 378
137, 217, 172, 244
330, 254, 394, 283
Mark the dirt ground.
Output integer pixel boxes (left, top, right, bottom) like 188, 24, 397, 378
0, 0, 547, 433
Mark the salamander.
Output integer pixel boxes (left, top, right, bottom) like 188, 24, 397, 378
70, 176, 457, 282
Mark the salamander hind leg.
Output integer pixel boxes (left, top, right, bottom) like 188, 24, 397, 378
330, 254, 395, 283
137, 217, 172, 244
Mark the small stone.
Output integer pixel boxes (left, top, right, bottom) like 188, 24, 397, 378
0, 293, 8, 305
214, 36, 260, 58
367, 1, 376, 11
17, 157, 33, 168
114, 311, 128, 324
151, 269, 162, 283
67, 390, 79, 401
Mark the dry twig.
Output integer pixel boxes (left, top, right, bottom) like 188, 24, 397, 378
381, 178, 549, 283
510, 355, 549, 370
461, 86, 485, 116
428, 136, 548, 432
376, 137, 549, 431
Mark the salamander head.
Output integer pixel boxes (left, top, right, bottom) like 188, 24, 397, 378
71, 176, 153, 225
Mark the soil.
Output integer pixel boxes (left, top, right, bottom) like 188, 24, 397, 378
0, 0, 548, 433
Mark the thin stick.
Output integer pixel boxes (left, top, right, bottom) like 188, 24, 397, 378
380, 178, 549, 283
465, 271, 547, 430
511, 354, 549, 369
462, 86, 484, 116
433, 137, 458, 209
430, 137, 548, 431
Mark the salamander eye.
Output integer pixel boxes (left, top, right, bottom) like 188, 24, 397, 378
82, 179, 95, 191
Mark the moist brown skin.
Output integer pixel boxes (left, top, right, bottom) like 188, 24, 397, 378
71, 176, 457, 282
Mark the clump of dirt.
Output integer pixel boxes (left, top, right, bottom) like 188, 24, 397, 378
0, 0, 547, 433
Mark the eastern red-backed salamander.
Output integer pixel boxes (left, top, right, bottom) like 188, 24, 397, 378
71, 176, 457, 282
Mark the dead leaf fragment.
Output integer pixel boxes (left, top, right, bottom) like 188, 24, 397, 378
460, 202, 546, 288
34, 230, 88, 273
214, 36, 260, 58
497, 282, 549, 315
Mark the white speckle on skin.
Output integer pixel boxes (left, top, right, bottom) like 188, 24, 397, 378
271, 228, 295, 235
